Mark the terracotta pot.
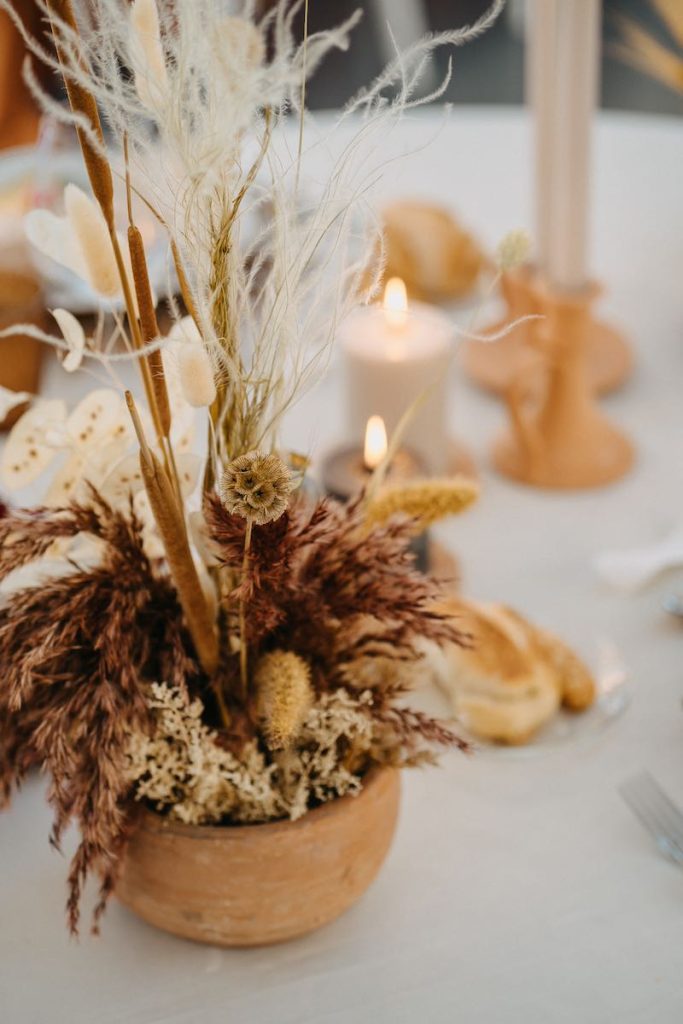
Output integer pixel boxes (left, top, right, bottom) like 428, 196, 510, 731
0, 270, 46, 430
117, 767, 401, 947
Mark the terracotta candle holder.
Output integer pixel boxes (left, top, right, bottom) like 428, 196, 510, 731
461, 264, 633, 397
492, 280, 634, 490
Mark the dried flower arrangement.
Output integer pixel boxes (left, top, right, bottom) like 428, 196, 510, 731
0, 0, 503, 937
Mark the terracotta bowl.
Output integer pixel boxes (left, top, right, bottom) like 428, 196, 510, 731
117, 767, 400, 947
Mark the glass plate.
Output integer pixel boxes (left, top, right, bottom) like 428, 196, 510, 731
459, 674, 632, 760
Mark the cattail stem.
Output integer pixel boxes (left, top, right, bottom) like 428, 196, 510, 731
126, 392, 219, 677
46, 0, 114, 229
128, 225, 172, 437
239, 520, 253, 699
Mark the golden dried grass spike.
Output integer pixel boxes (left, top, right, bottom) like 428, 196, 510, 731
254, 650, 313, 750
364, 476, 480, 535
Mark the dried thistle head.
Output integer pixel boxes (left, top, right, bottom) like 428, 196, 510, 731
254, 649, 313, 750
220, 451, 293, 526
364, 477, 479, 535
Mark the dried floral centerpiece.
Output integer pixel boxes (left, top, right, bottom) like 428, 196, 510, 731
0, 0, 500, 945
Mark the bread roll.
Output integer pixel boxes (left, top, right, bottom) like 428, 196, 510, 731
427, 599, 596, 745
379, 201, 484, 302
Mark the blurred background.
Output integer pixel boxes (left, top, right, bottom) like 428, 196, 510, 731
292, 0, 683, 114
1, 0, 681, 157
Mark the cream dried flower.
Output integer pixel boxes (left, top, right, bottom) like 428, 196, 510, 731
220, 451, 293, 526
64, 184, 120, 298
254, 650, 313, 750
495, 229, 531, 271
364, 476, 479, 535
52, 308, 86, 373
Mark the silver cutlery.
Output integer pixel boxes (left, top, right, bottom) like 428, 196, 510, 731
619, 771, 683, 865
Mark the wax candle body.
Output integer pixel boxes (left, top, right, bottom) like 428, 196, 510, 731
528, 0, 601, 292
341, 302, 453, 474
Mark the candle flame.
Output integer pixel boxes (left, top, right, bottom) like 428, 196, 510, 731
383, 277, 408, 328
364, 415, 388, 470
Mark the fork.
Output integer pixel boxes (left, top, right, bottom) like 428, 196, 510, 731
619, 772, 683, 866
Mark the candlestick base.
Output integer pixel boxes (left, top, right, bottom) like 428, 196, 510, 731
461, 266, 633, 397
491, 280, 635, 490
492, 413, 634, 490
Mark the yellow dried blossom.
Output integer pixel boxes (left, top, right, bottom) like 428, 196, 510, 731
220, 451, 293, 526
254, 650, 313, 750
364, 476, 479, 535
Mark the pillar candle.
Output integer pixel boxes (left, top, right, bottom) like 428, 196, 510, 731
340, 278, 454, 474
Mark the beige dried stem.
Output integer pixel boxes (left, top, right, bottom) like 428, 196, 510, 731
125, 391, 220, 682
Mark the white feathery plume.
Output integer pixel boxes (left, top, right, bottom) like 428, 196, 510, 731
130, 0, 167, 111
8, 0, 505, 462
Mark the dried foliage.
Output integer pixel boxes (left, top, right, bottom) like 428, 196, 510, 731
0, 493, 198, 932
126, 682, 462, 826
204, 493, 466, 695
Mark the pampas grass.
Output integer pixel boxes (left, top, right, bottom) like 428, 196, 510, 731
6, 0, 505, 466
129, 0, 167, 111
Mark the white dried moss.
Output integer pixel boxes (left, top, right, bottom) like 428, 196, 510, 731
124, 682, 375, 825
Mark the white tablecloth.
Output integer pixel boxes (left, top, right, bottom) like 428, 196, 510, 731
2, 106, 683, 1023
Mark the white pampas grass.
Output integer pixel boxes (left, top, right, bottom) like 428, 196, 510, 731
64, 184, 120, 297
130, 0, 167, 110
16, 0, 505, 459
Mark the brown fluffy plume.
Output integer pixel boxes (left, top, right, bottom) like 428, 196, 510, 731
205, 494, 466, 696
0, 493, 198, 934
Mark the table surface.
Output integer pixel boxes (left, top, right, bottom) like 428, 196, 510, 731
2, 105, 683, 1024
